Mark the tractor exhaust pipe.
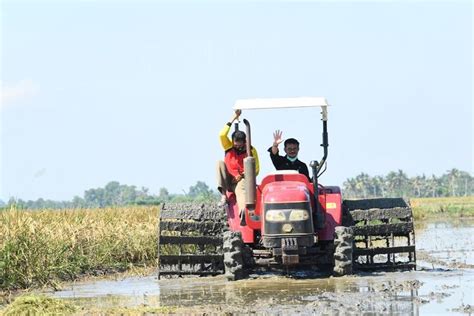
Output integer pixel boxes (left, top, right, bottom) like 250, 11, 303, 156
311, 105, 329, 182
243, 119, 256, 209
243, 119, 252, 157
310, 105, 329, 230
318, 105, 329, 173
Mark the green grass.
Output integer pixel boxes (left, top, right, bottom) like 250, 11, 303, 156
0, 206, 158, 292
0, 293, 177, 315
1, 294, 77, 315
411, 196, 474, 220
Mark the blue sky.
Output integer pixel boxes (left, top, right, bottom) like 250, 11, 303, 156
1, 0, 472, 201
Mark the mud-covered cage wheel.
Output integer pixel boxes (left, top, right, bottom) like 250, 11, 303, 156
333, 226, 354, 276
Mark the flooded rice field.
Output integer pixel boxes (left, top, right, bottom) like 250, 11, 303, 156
48, 219, 474, 315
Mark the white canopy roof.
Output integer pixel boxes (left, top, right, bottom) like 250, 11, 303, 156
233, 97, 329, 110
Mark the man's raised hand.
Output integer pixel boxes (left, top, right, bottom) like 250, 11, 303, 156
231, 109, 242, 122
273, 130, 283, 147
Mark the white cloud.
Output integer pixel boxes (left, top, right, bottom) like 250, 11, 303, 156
0, 79, 40, 107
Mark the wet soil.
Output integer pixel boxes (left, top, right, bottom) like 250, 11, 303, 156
42, 219, 474, 315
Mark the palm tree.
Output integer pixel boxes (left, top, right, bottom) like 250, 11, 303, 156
342, 178, 358, 198
426, 175, 439, 197
457, 170, 473, 196
411, 175, 425, 197
385, 170, 408, 197
373, 175, 385, 197
446, 168, 461, 196
355, 173, 371, 198
396, 169, 410, 197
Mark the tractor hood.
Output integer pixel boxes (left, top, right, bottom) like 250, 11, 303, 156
262, 181, 311, 204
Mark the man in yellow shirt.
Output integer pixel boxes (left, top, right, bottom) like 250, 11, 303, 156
216, 110, 260, 225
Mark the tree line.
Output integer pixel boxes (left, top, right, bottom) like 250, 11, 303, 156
342, 168, 473, 198
2, 168, 472, 209
3, 181, 218, 209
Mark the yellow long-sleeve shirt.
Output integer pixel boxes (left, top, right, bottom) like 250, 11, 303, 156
219, 124, 260, 176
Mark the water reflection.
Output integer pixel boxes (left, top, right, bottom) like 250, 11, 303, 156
51, 272, 425, 314
416, 219, 474, 266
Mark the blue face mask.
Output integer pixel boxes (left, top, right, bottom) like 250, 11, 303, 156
287, 156, 298, 162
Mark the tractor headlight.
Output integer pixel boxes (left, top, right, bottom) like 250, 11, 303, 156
265, 210, 286, 222
289, 209, 309, 221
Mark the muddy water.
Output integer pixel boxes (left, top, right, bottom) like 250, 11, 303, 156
49, 219, 474, 315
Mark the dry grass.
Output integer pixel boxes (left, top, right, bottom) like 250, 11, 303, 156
1, 294, 77, 315
411, 196, 474, 220
0, 293, 177, 316
0, 206, 158, 292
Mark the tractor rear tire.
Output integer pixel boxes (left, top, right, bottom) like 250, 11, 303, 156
223, 231, 245, 281
333, 226, 354, 276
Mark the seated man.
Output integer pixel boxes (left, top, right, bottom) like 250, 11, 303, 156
216, 110, 260, 225
268, 130, 310, 181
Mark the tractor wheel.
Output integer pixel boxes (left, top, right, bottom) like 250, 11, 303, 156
223, 231, 245, 281
333, 226, 354, 276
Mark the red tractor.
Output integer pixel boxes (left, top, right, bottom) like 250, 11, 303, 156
158, 98, 416, 280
